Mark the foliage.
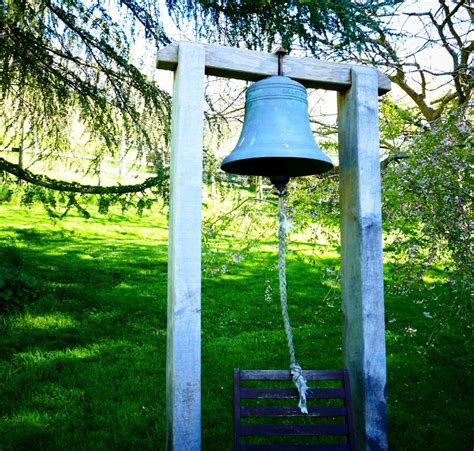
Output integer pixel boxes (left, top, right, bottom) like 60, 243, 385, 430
0, 246, 41, 313
4, 180, 163, 219
383, 106, 473, 293
0, 0, 171, 177
286, 101, 473, 299
0, 180, 15, 202
202, 191, 278, 275
0, 154, 169, 218
289, 174, 339, 226
166, 0, 397, 55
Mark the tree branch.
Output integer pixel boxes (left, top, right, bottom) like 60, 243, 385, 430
0, 158, 165, 194
377, 31, 440, 121
380, 153, 411, 170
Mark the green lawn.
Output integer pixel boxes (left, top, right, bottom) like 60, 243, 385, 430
0, 203, 471, 449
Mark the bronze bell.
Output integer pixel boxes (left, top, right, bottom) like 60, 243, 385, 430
221, 75, 333, 188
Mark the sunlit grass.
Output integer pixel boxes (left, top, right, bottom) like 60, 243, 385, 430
12, 313, 79, 331
0, 202, 471, 450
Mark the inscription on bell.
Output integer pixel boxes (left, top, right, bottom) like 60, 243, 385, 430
282, 88, 305, 99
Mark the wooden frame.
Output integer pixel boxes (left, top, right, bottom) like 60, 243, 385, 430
157, 41, 390, 451
157, 42, 390, 94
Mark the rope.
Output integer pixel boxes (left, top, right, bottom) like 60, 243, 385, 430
277, 193, 309, 414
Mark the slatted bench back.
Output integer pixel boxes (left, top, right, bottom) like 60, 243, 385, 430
234, 369, 356, 451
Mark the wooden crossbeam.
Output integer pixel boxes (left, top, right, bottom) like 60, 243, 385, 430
156, 42, 391, 94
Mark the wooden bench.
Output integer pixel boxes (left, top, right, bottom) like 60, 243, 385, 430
234, 369, 356, 450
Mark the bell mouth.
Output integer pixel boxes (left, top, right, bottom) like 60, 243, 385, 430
220, 156, 333, 178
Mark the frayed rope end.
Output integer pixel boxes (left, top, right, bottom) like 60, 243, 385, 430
290, 363, 309, 414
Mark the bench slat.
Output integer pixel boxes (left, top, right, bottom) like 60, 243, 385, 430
240, 388, 346, 399
241, 445, 350, 451
240, 370, 344, 381
241, 424, 349, 436
241, 406, 347, 418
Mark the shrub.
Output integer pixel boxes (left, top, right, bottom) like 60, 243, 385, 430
0, 182, 15, 203
0, 246, 42, 313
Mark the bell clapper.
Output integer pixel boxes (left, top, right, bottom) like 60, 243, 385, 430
270, 174, 290, 195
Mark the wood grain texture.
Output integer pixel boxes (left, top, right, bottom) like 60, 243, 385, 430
156, 42, 391, 94
166, 42, 205, 451
337, 67, 388, 451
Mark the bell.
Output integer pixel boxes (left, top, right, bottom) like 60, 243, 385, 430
221, 76, 333, 184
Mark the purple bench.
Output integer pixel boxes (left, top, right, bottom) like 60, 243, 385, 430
234, 369, 356, 451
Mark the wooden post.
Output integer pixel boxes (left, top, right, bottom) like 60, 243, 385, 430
166, 42, 205, 451
338, 66, 388, 450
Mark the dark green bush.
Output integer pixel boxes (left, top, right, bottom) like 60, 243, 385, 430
0, 246, 41, 313
0, 182, 15, 203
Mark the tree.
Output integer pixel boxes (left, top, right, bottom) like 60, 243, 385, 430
1, 0, 171, 201
0, 0, 403, 196
166, 0, 397, 55
382, 105, 472, 290
365, 2, 473, 285
1, 0, 472, 275
169, 1, 472, 113
360, 0, 472, 121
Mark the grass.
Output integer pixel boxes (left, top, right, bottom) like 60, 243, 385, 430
0, 202, 472, 450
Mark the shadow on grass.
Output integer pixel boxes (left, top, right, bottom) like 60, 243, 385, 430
0, 227, 168, 450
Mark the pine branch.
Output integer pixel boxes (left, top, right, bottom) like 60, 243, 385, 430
0, 158, 165, 195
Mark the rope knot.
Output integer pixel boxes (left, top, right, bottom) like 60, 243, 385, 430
290, 363, 309, 414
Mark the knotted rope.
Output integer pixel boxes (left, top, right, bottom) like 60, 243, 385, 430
277, 192, 309, 414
